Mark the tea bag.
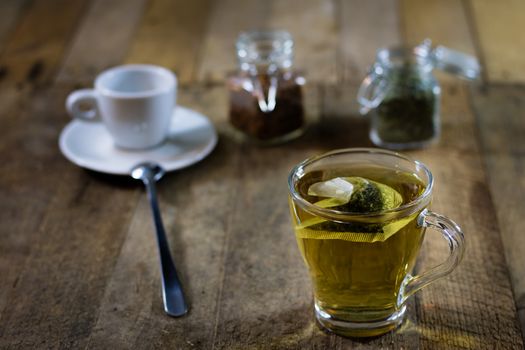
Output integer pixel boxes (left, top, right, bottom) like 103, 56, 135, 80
298, 177, 410, 243
308, 177, 403, 212
307, 177, 354, 207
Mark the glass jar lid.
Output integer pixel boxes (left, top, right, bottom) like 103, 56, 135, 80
431, 44, 480, 80
374, 39, 480, 80
236, 30, 294, 72
415, 39, 480, 80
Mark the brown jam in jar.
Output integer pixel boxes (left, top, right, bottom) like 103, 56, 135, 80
228, 30, 306, 144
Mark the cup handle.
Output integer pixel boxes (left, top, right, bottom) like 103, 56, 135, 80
400, 209, 465, 304
66, 89, 100, 121
357, 66, 388, 115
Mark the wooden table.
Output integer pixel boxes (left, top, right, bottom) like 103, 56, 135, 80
1, 0, 524, 348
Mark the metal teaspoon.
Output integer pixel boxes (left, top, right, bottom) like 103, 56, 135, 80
131, 162, 188, 317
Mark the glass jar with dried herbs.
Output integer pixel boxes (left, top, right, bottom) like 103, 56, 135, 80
227, 30, 305, 144
358, 40, 480, 150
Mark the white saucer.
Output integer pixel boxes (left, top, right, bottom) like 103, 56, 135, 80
59, 106, 218, 175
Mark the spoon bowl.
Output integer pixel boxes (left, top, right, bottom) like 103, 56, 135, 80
131, 162, 166, 183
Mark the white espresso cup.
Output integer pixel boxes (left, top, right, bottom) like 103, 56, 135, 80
66, 64, 177, 149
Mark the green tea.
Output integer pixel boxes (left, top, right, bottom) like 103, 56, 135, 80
290, 166, 427, 329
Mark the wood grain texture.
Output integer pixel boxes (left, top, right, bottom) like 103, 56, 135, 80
196, 0, 269, 83
83, 85, 241, 349
406, 84, 522, 349
0, 0, 95, 324
267, 0, 338, 84
0, 2, 523, 348
57, 0, 147, 82
0, 86, 46, 322
125, 0, 213, 84
0, 2, 142, 347
338, 0, 401, 82
467, 0, 525, 83
400, 0, 477, 82
0, 83, 140, 349
469, 84, 525, 334
0, 0, 29, 53
0, 0, 89, 87
400, 0, 475, 54
197, 0, 338, 84
210, 144, 321, 350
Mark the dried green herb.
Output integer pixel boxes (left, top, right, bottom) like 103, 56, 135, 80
374, 65, 437, 144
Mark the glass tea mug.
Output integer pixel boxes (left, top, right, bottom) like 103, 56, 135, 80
288, 148, 465, 337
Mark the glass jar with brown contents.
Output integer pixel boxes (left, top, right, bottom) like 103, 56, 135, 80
227, 30, 305, 144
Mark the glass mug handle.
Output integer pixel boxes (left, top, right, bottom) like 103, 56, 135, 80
357, 65, 388, 115
400, 209, 465, 304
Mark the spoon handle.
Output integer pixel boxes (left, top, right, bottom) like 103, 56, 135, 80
144, 179, 188, 317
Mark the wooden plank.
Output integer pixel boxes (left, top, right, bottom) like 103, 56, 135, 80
83, 196, 162, 349
401, 0, 475, 54
0, 0, 29, 54
267, 0, 338, 84
82, 85, 241, 348
0, 86, 39, 322
0, 82, 140, 348
467, 0, 525, 83
125, 0, 213, 85
197, 0, 338, 84
196, 0, 268, 83
0, 0, 89, 87
209, 145, 332, 349
400, 0, 477, 82
470, 84, 525, 333
0, 1, 151, 348
338, 0, 402, 82
318, 83, 374, 150
0, 86, 34, 319
406, 84, 522, 348
56, 0, 147, 83
0, 0, 91, 320
522, 309, 525, 342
